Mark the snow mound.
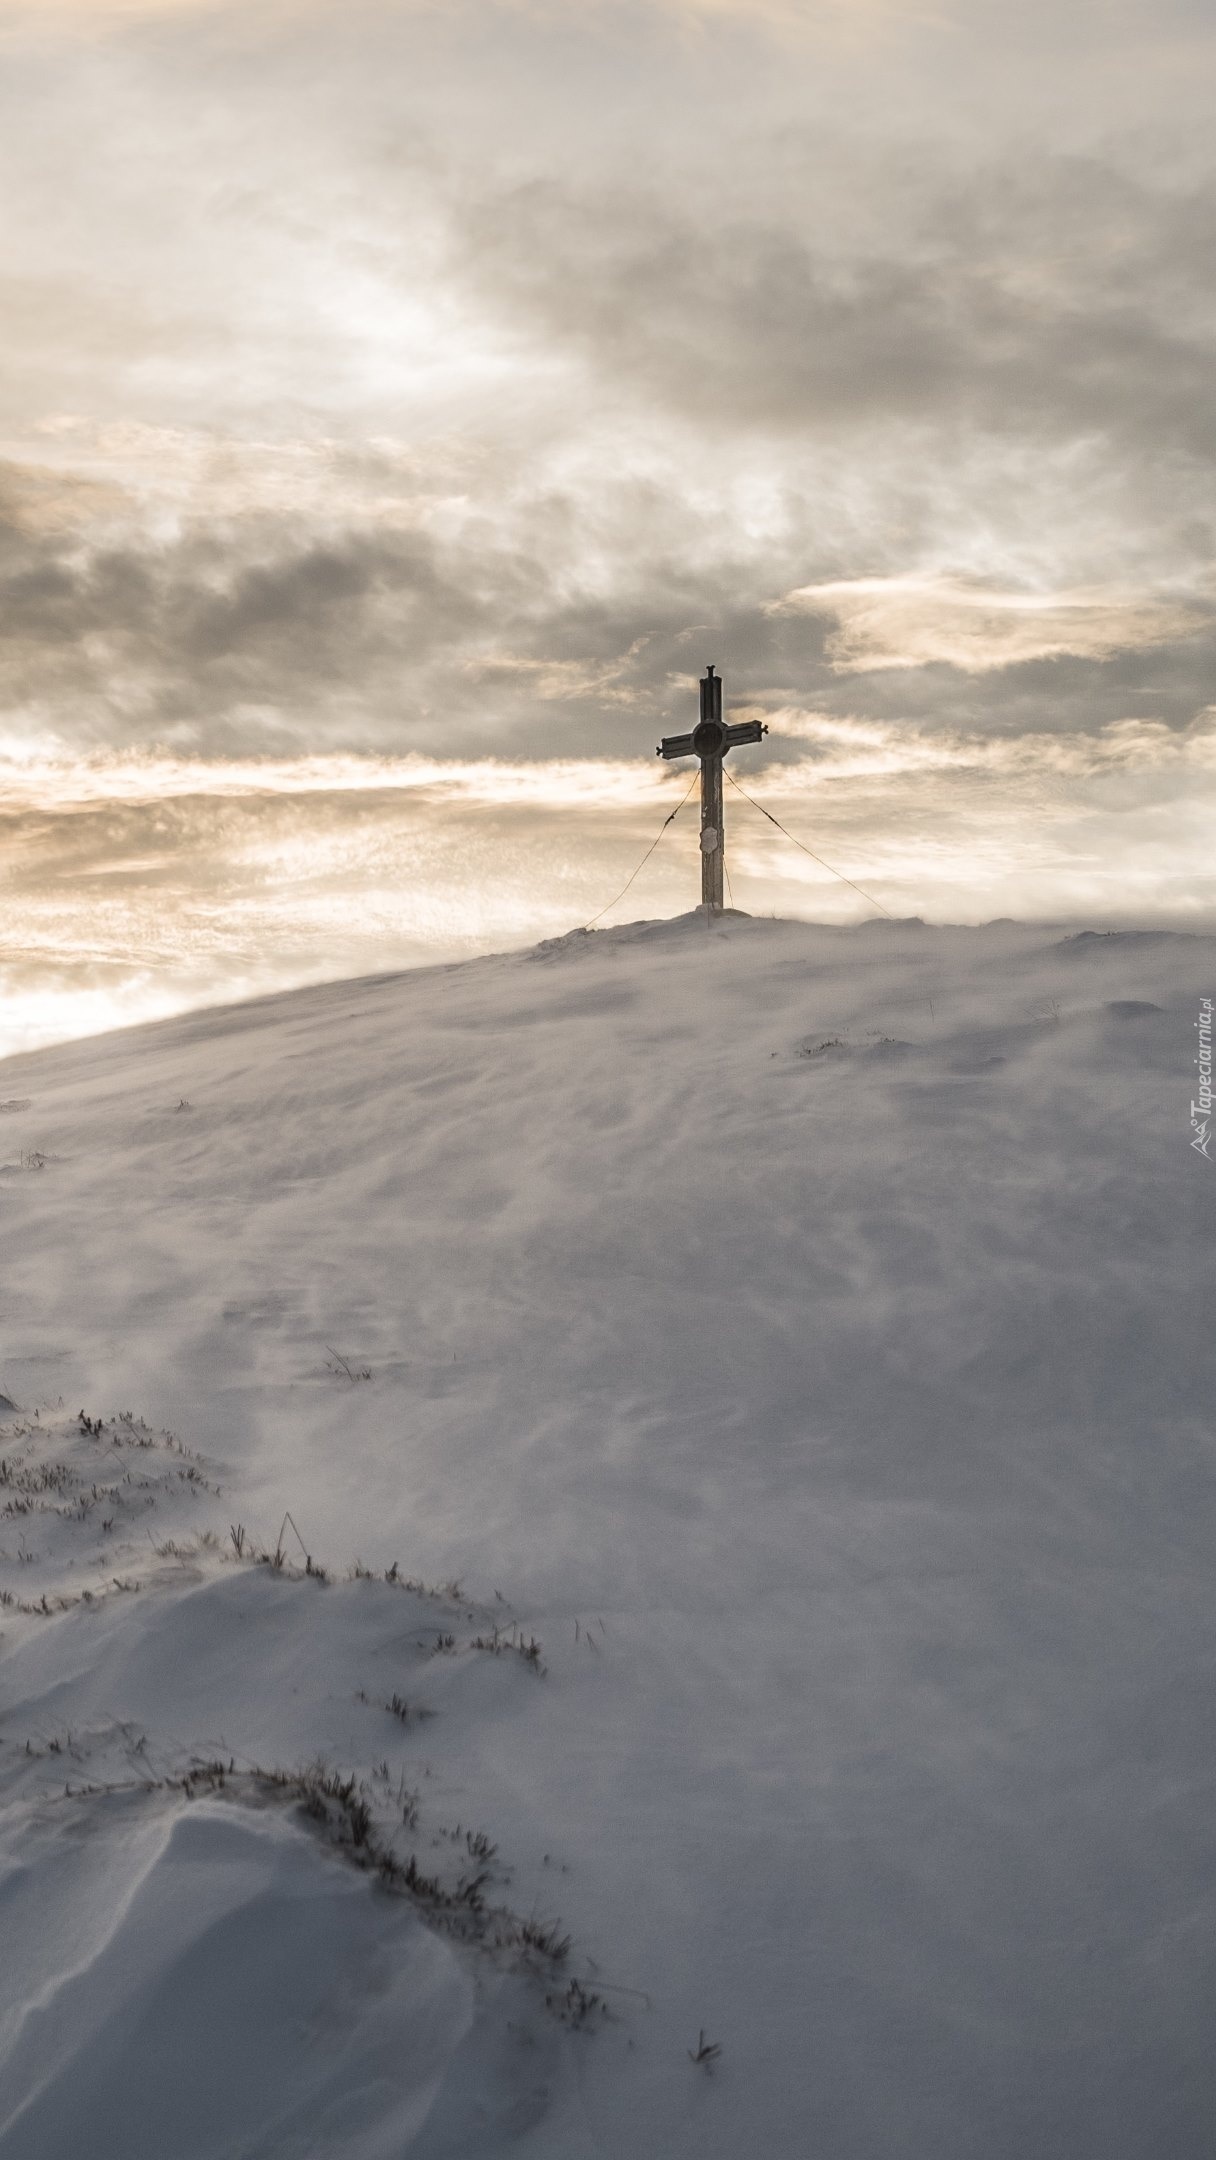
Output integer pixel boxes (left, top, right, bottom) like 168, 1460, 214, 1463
0, 1798, 474, 2160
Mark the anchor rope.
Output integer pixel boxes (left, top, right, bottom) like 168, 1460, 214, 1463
584, 771, 700, 929
722, 765, 893, 919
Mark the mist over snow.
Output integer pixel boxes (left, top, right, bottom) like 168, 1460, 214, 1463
1, 912, 1213, 2157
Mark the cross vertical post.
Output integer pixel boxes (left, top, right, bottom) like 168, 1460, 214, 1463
698, 667, 725, 911
656, 666, 766, 915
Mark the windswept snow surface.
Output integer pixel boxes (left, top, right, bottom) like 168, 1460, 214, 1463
1, 911, 1214, 2158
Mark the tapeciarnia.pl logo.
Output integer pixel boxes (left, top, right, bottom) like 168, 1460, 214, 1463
1192, 997, 1213, 1159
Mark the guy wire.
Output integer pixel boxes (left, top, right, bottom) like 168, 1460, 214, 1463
585, 771, 700, 930
722, 765, 893, 918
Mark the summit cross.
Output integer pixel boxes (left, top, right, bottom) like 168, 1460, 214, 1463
656, 666, 766, 913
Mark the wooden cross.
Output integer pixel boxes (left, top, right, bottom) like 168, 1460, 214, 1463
656, 666, 766, 912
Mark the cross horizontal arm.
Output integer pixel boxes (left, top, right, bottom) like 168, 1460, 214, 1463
658, 720, 767, 759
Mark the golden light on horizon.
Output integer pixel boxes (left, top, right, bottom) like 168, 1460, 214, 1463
4, 713, 1215, 1058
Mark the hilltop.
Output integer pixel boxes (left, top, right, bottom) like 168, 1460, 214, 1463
1, 913, 1213, 2158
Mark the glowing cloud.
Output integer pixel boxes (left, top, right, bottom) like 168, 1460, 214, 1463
769, 577, 1211, 675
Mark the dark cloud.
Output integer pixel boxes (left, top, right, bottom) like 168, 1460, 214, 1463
0, 501, 549, 748
450, 154, 1216, 470
2, 460, 1213, 772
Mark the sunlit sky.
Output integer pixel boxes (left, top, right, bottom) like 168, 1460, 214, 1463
4, 0, 1216, 1053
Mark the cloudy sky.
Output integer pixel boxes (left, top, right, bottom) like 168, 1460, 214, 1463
3, 0, 1216, 1050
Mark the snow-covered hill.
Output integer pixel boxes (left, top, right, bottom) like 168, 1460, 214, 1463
1, 912, 1214, 2158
